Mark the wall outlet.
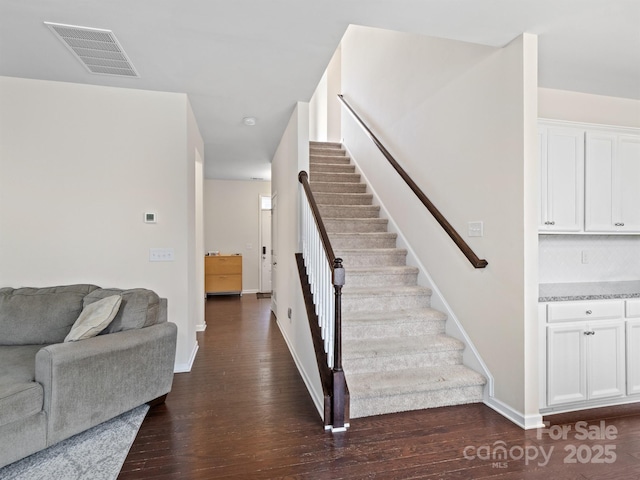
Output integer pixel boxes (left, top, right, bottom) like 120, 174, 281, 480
149, 248, 175, 262
581, 250, 589, 264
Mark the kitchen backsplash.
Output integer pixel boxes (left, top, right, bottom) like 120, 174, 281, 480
539, 235, 640, 284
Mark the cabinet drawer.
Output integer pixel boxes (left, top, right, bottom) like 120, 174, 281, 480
205, 256, 242, 274
205, 274, 241, 293
627, 300, 640, 318
547, 300, 624, 323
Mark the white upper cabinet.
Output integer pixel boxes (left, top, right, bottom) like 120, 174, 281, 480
586, 132, 640, 232
539, 125, 585, 232
538, 120, 640, 234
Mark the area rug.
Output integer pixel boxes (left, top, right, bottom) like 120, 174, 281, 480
0, 404, 149, 480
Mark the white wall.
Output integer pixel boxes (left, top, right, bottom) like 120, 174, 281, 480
203, 179, 271, 293
0, 76, 203, 372
340, 26, 540, 423
539, 88, 640, 128
309, 71, 328, 142
309, 46, 342, 143
271, 102, 324, 417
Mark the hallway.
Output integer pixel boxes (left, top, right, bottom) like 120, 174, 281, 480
119, 295, 640, 479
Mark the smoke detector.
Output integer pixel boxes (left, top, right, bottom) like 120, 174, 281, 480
243, 117, 257, 126
45, 22, 139, 78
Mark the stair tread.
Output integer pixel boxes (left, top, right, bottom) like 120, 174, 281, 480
336, 247, 406, 253
343, 307, 446, 323
342, 285, 430, 296
344, 265, 418, 274
344, 334, 463, 357
348, 365, 486, 397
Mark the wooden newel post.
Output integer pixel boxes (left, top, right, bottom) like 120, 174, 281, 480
332, 258, 346, 430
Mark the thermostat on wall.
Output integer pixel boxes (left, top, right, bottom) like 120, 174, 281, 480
144, 212, 157, 224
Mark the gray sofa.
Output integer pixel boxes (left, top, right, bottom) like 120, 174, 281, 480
0, 284, 177, 468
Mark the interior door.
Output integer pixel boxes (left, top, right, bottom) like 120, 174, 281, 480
260, 207, 272, 293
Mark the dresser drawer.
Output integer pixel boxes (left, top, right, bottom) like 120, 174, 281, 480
205, 255, 242, 274
547, 300, 624, 323
627, 299, 640, 318
205, 274, 241, 293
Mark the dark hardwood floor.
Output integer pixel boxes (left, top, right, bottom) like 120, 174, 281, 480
120, 295, 640, 479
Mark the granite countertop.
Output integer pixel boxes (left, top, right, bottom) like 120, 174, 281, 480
539, 281, 640, 302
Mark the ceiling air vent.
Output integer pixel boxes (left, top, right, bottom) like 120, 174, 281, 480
44, 22, 139, 78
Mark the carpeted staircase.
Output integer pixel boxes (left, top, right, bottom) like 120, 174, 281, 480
308, 141, 486, 418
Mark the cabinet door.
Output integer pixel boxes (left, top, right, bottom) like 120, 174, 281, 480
616, 135, 640, 231
539, 127, 584, 232
585, 132, 615, 232
587, 321, 625, 400
547, 325, 587, 406
586, 132, 640, 232
627, 320, 640, 396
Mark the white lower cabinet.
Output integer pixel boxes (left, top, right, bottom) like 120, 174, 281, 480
627, 320, 640, 396
547, 321, 624, 406
543, 299, 637, 410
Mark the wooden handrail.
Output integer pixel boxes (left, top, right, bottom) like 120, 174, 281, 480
298, 170, 336, 266
337, 94, 488, 269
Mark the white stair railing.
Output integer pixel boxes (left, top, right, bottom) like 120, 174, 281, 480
298, 170, 346, 431
301, 187, 335, 367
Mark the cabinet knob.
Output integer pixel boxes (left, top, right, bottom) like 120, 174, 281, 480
615, 222, 625, 227
544, 221, 556, 225
584, 331, 595, 336
585, 310, 592, 315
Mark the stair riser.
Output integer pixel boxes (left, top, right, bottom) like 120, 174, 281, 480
319, 205, 380, 219
310, 156, 352, 165
349, 385, 484, 418
342, 292, 431, 313
310, 164, 355, 174
310, 141, 342, 148
343, 350, 462, 374
311, 173, 361, 184
336, 252, 407, 267
309, 149, 346, 157
343, 321, 445, 340
324, 219, 388, 233
310, 183, 367, 194
330, 234, 397, 249
343, 271, 418, 287
314, 193, 373, 206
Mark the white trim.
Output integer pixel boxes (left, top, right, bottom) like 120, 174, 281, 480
275, 318, 324, 418
485, 396, 545, 430
242, 288, 259, 295
173, 340, 199, 373
541, 395, 640, 416
539, 118, 640, 135
196, 322, 207, 332
343, 143, 494, 397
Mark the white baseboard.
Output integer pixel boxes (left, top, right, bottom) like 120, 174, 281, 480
485, 396, 544, 430
196, 323, 207, 332
275, 318, 324, 419
242, 289, 258, 295
173, 340, 199, 373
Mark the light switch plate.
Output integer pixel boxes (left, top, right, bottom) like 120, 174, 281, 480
468, 221, 483, 237
149, 248, 174, 262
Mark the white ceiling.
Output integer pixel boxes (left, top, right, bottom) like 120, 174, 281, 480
1, 0, 639, 180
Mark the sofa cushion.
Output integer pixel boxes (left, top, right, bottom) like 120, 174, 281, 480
0, 345, 45, 427
83, 288, 160, 333
0, 285, 100, 345
64, 295, 122, 342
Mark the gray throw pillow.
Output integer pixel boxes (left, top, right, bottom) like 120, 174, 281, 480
64, 295, 122, 342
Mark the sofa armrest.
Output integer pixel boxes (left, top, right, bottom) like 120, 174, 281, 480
35, 321, 177, 446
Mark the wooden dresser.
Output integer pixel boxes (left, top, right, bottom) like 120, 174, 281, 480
205, 255, 242, 295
